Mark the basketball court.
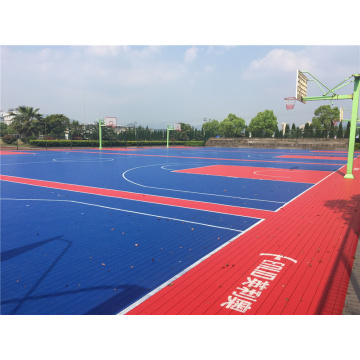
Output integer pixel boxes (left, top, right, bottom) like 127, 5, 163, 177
1, 146, 359, 314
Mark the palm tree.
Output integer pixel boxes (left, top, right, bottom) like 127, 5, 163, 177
69, 120, 84, 139
8, 106, 43, 138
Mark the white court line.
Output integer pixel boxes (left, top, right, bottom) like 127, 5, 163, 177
52, 158, 114, 163
117, 217, 265, 315
122, 163, 285, 205
273, 165, 343, 212
0, 174, 267, 218
253, 169, 292, 179
1, 198, 245, 233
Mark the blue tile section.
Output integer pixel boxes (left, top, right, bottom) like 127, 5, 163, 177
1, 147, 345, 314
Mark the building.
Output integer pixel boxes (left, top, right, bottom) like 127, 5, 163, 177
1, 107, 20, 126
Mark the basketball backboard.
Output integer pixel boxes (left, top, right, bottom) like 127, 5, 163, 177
296, 70, 308, 103
105, 117, 117, 127
339, 107, 344, 122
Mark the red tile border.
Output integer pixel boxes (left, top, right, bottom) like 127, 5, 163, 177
175, 165, 332, 184
126, 159, 360, 315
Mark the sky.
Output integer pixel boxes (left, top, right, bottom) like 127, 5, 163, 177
1, 2, 359, 131
2, 45, 359, 130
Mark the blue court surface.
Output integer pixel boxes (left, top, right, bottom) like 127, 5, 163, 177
0, 147, 349, 314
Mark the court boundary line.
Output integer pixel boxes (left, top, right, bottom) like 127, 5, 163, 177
0, 174, 270, 220
272, 166, 342, 213
117, 218, 265, 315
1, 197, 247, 232
46, 149, 346, 166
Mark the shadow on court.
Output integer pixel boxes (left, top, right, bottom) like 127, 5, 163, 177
317, 194, 360, 314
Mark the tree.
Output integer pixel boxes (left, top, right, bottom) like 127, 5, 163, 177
93, 121, 116, 141
0, 123, 9, 137
304, 123, 310, 138
308, 123, 314, 138
7, 106, 42, 139
274, 126, 282, 138
296, 127, 303, 138
43, 114, 70, 139
177, 123, 192, 141
337, 122, 343, 138
69, 120, 84, 139
202, 119, 220, 138
284, 124, 290, 138
344, 122, 350, 138
248, 110, 278, 138
219, 113, 245, 137
329, 121, 335, 138
312, 105, 340, 138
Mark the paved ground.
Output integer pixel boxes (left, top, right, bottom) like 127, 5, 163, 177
342, 235, 360, 315
1, 147, 360, 315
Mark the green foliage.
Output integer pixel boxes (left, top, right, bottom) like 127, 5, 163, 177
176, 123, 192, 141
2, 134, 17, 144
284, 124, 290, 138
337, 122, 343, 138
274, 127, 282, 138
7, 106, 43, 139
344, 122, 350, 138
219, 113, 245, 137
202, 120, 220, 138
312, 105, 340, 131
184, 141, 205, 146
43, 114, 70, 139
329, 121, 335, 138
303, 123, 310, 138
248, 110, 278, 138
0, 123, 9, 136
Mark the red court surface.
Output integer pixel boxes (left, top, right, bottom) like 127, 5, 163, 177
175, 165, 332, 184
276, 155, 349, 161
125, 158, 360, 315
0, 151, 36, 155
0, 174, 270, 219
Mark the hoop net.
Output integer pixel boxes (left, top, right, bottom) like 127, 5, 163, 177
284, 97, 296, 110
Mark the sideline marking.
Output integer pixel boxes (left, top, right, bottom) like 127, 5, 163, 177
52, 158, 114, 163
0, 174, 271, 219
49, 150, 346, 166
1, 198, 245, 232
276, 155, 349, 161
118, 219, 265, 315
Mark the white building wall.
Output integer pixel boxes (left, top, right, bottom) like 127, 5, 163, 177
2, 108, 20, 126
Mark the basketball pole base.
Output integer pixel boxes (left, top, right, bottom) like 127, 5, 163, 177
344, 173, 355, 180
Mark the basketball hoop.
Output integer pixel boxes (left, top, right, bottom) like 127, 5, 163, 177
284, 97, 297, 110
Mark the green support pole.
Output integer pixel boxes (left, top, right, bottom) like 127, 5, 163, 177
301, 73, 360, 180
166, 125, 174, 148
344, 75, 360, 179
98, 119, 104, 149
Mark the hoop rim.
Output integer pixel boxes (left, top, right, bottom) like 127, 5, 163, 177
284, 97, 297, 101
